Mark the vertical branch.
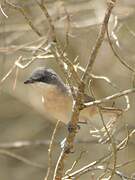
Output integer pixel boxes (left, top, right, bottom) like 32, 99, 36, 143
36, 0, 56, 42
82, 0, 116, 84
53, 1, 117, 180
44, 120, 60, 180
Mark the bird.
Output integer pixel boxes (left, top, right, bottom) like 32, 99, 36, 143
24, 67, 121, 128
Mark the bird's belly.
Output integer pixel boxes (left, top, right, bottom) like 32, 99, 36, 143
43, 95, 72, 124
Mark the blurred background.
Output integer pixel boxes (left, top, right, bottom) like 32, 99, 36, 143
0, 0, 135, 179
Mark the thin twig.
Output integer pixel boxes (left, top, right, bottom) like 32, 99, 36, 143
0, 56, 22, 85
106, 21, 135, 72
64, 129, 135, 179
6, 1, 42, 37
36, 1, 81, 86
89, 82, 117, 180
65, 151, 86, 175
78, 65, 130, 112
116, 159, 135, 169
0, 140, 50, 149
44, 120, 60, 180
84, 88, 135, 108
63, 6, 71, 52
117, 129, 135, 151
66, 165, 135, 180
0, 3, 8, 18
82, 0, 116, 84
13, 66, 19, 90
62, 153, 111, 179
0, 149, 44, 169
15, 56, 36, 69
36, 0, 56, 41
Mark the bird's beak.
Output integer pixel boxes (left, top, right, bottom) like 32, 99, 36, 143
24, 78, 34, 84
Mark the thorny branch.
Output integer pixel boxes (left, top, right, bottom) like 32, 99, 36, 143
53, 1, 118, 179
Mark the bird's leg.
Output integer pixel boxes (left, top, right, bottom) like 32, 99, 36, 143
68, 122, 79, 133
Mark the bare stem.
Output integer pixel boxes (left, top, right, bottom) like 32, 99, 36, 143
53, 1, 117, 179
44, 120, 60, 180
82, 0, 116, 84
84, 88, 135, 108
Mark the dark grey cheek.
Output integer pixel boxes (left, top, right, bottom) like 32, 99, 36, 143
43, 77, 54, 85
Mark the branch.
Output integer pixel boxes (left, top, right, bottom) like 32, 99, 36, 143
0, 3, 8, 18
0, 149, 44, 169
106, 20, 135, 72
5, 1, 42, 37
53, 1, 117, 179
63, 129, 135, 179
77, 65, 130, 112
89, 83, 117, 180
0, 56, 22, 85
36, 0, 81, 86
84, 88, 135, 108
44, 120, 60, 180
82, 0, 117, 84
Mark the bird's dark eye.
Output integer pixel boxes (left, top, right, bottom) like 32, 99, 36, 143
43, 74, 54, 84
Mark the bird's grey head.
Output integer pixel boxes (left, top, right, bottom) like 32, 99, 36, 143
24, 67, 67, 92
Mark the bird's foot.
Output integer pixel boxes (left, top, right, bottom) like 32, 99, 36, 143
68, 122, 80, 133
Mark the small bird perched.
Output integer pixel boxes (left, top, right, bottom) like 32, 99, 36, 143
24, 67, 120, 126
